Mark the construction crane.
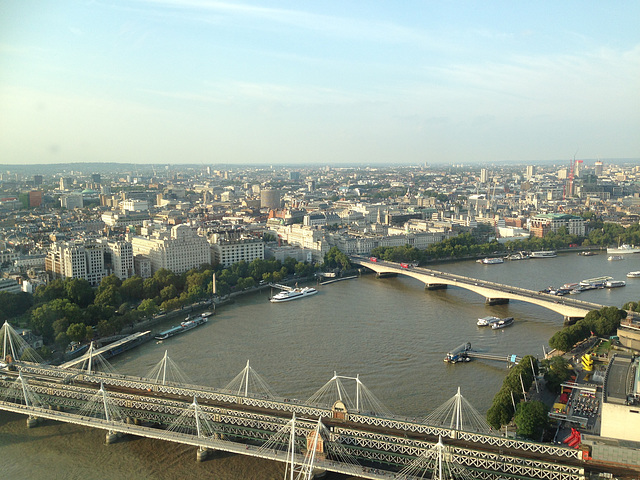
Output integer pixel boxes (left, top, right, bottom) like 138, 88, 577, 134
563, 150, 579, 200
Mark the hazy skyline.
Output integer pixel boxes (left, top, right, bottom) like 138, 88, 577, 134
1, 1, 639, 166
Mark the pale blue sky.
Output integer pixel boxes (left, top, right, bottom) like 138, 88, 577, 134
1, 1, 638, 165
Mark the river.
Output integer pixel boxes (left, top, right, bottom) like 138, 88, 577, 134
2, 252, 640, 479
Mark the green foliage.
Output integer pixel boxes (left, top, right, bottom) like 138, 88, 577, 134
541, 356, 572, 394
486, 355, 538, 429
66, 323, 93, 343
64, 278, 94, 308
514, 401, 549, 440
323, 247, 351, 269
549, 306, 625, 352
0, 291, 33, 321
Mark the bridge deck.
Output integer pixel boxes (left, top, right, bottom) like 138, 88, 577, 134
351, 256, 605, 319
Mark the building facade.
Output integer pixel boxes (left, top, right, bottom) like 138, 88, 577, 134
209, 233, 265, 267
131, 224, 211, 274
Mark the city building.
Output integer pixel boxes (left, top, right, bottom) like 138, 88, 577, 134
0, 277, 21, 294
61, 193, 84, 209
28, 190, 42, 208
209, 232, 265, 267
134, 254, 152, 278
131, 224, 211, 274
45, 240, 106, 286
106, 239, 134, 280
260, 188, 281, 210
528, 213, 586, 238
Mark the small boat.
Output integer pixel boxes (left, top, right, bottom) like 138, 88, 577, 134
608, 255, 624, 261
607, 244, 640, 255
627, 271, 640, 278
270, 286, 318, 303
155, 317, 208, 340
507, 251, 529, 260
579, 276, 613, 288
480, 257, 504, 264
605, 280, 626, 288
492, 317, 514, 329
530, 251, 557, 258
477, 316, 501, 326
578, 251, 597, 256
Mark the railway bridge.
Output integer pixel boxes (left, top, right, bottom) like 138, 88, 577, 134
1, 360, 591, 480
351, 256, 605, 323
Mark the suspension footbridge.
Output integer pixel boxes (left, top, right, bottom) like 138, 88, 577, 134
1, 321, 632, 480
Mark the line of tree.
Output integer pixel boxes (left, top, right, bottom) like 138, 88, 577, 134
369, 221, 640, 264
486, 354, 540, 433
24, 252, 338, 353
548, 306, 626, 352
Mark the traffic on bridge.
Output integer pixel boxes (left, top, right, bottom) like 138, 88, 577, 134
350, 256, 605, 323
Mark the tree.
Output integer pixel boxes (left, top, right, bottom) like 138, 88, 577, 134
514, 401, 549, 440
137, 298, 159, 318
94, 284, 122, 309
160, 284, 178, 302
66, 323, 92, 343
120, 276, 144, 302
64, 278, 94, 307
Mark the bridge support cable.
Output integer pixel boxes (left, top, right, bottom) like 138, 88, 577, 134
166, 395, 221, 459
423, 387, 491, 435
306, 372, 392, 417
1, 371, 45, 426
69, 342, 118, 376
224, 360, 278, 399
146, 350, 192, 386
398, 435, 478, 480
1, 320, 43, 364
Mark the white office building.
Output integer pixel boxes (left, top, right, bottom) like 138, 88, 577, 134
209, 233, 265, 267
132, 224, 211, 274
45, 240, 106, 286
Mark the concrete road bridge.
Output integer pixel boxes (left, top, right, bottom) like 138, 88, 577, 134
351, 256, 606, 323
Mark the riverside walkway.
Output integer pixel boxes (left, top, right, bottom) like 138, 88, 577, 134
351, 256, 605, 323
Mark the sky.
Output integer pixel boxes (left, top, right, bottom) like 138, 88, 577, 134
1, 1, 639, 166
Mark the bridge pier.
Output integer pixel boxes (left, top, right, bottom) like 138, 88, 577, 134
376, 272, 397, 278
26, 416, 39, 428
196, 447, 210, 462
312, 468, 327, 479
564, 316, 583, 325
486, 298, 509, 306
105, 431, 120, 444
425, 283, 448, 290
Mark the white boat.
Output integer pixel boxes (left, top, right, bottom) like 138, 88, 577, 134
605, 280, 626, 288
530, 251, 557, 258
491, 317, 514, 329
270, 286, 318, 303
607, 244, 640, 255
608, 255, 624, 261
477, 316, 500, 326
481, 257, 504, 264
627, 271, 640, 278
579, 276, 612, 287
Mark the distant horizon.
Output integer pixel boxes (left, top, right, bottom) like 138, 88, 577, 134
1, 157, 639, 172
1, 2, 638, 166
